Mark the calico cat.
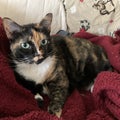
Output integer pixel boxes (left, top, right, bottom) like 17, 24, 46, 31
3, 13, 112, 118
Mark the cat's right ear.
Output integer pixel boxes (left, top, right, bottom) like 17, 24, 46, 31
2, 18, 22, 39
40, 13, 53, 31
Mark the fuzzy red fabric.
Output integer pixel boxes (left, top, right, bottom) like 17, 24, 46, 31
0, 17, 120, 120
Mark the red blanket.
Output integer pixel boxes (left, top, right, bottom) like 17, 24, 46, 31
0, 17, 120, 120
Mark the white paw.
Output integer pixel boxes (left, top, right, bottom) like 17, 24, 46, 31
34, 93, 43, 101
34, 93, 44, 107
90, 84, 94, 93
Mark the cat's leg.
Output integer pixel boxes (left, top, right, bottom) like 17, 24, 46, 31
47, 74, 69, 118
35, 84, 49, 107
48, 83, 68, 117
34, 84, 44, 107
34, 93, 44, 107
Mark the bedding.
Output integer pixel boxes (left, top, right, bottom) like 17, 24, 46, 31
64, 0, 120, 36
1, 0, 120, 36
0, 17, 120, 120
0, 0, 67, 34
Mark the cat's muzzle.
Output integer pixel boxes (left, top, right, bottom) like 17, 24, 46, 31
33, 56, 45, 64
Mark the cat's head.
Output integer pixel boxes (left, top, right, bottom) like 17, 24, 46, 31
3, 13, 53, 64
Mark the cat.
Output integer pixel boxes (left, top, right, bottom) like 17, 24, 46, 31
3, 13, 112, 118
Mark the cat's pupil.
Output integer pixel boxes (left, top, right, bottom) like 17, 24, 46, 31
41, 39, 48, 46
21, 43, 30, 49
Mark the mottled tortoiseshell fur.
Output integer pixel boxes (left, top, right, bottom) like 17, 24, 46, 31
3, 13, 112, 117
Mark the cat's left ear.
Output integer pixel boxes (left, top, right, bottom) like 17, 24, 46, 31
40, 13, 53, 31
2, 18, 22, 39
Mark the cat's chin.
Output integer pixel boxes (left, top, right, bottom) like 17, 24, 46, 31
35, 58, 45, 64
25, 58, 45, 64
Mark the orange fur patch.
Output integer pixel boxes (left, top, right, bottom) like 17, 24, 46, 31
32, 29, 46, 48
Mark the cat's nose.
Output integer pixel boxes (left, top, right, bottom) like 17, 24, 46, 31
33, 52, 44, 63
35, 53, 40, 56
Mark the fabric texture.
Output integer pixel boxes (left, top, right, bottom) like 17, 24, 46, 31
64, 0, 120, 37
0, 0, 67, 34
0, 18, 120, 120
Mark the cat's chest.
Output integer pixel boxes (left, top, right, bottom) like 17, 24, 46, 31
15, 56, 56, 84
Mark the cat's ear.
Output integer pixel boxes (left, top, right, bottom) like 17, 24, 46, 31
3, 18, 22, 39
40, 13, 53, 31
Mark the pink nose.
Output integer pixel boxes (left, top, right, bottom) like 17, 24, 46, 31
33, 55, 44, 62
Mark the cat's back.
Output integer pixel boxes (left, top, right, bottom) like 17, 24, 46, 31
51, 35, 110, 72
51, 35, 101, 60
51, 35, 111, 90
52, 35, 95, 50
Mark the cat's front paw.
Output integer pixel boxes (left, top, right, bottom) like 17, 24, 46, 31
48, 103, 62, 118
34, 93, 44, 107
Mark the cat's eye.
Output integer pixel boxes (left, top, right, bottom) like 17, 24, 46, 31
41, 39, 48, 46
21, 43, 30, 49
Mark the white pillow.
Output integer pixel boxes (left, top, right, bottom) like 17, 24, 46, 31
0, 0, 67, 34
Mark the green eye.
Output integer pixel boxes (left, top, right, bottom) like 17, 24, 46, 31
41, 39, 48, 46
21, 43, 30, 49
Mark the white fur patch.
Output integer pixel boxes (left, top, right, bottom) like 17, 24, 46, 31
15, 56, 56, 84
34, 93, 43, 100
85, 82, 94, 92
90, 84, 94, 93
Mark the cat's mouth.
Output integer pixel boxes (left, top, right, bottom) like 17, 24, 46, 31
33, 56, 45, 64
36, 58, 45, 64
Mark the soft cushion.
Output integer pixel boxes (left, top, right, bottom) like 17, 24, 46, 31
64, 0, 120, 36
0, 0, 67, 34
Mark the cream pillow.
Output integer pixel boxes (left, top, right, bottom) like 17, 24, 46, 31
0, 0, 67, 34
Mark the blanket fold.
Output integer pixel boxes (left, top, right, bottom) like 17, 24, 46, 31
93, 71, 120, 120
0, 17, 120, 120
74, 31, 120, 72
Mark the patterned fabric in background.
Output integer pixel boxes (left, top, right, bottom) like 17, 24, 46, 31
64, 0, 120, 37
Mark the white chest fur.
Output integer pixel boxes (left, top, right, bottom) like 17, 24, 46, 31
15, 56, 56, 84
